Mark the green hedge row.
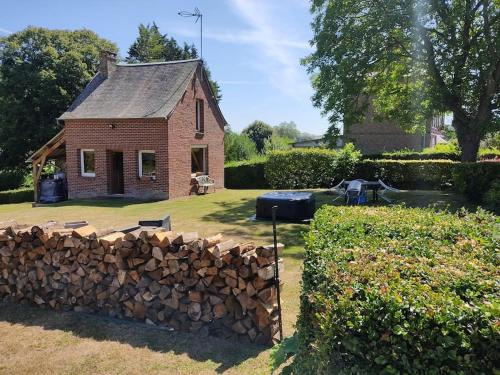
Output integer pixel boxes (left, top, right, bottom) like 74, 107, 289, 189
224, 160, 269, 189
364, 151, 461, 161
0, 188, 33, 204
0, 169, 27, 191
224, 150, 500, 207
356, 159, 456, 189
293, 205, 499, 374
365, 149, 500, 161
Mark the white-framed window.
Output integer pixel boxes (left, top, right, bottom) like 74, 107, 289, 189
138, 150, 156, 178
195, 99, 204, 132
191, 145, 207, 174
80, 149, 95, 177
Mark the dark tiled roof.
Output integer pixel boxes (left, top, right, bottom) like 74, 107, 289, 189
59, 59, 200, 120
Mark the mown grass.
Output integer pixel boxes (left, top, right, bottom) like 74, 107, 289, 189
0, 188, 475, 374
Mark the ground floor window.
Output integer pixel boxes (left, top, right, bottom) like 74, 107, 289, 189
139, 150, 156, 178
191, 146, 207, 174
80, 149, 95, 177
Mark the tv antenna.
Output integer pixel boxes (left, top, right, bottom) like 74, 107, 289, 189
178, 7, 203, 60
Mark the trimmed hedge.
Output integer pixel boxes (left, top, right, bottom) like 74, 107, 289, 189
0, 169, 26, 191
356, 159, 456, 189
294, 206, 499, 374
365, 151, 461, 161
264, 147, 360, 189
452, 162, 500, 204
365, 148, 500, 161
0, 188, 33, 204
224, 159, 269, 189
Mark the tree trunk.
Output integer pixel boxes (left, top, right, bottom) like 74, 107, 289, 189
453, 116, 482, 162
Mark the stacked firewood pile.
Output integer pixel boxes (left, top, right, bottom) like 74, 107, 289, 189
0, 221, 284, 344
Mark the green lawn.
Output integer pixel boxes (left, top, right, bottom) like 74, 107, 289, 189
0, 188, 474, 375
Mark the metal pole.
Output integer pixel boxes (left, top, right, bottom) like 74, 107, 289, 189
200, 14, 203, 60
271, 205, 284, 342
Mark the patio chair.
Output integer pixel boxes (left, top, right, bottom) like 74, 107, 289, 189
377, 179, 401, 203
329, 179, 346, 203
346, 180, 367, 205
194, 175, 215, 194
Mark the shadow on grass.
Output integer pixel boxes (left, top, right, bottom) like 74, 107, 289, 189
0, 302, 264, 373
34, 197, 162, 209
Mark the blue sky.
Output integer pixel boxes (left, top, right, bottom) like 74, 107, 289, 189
1, 0, 330, 136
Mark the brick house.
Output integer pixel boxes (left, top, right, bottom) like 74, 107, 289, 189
29, 51, 226, 201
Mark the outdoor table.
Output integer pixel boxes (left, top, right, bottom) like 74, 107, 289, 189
342, 180, 382, 202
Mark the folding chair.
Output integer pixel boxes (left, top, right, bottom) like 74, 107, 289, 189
377, 179, 401, 203
329, 179, 346, 203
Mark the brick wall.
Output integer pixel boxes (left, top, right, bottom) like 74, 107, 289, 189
167, 67, 225, 198
65, 118, 169, 199
345, 101, 431, 154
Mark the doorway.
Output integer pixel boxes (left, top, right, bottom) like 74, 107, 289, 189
109, 151, 124, 194
191, 146, 207, 174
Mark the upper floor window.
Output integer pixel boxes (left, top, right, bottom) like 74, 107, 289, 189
138, 150, 156, 178
195, 99, 204, 132
80, 149, 95, 177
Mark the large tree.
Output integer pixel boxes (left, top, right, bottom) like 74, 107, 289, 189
304, 0, 499, 161
127, 23, 221, 103
242, 120, 274, 153
0, 27, 116, 169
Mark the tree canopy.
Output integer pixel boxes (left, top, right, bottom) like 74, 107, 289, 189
127, 22, 221, 103
304, 0, 499, 161
242, 120, 274, 153
0, 27, 117, 169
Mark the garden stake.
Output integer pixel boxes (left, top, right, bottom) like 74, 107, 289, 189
271, 205, 284, 342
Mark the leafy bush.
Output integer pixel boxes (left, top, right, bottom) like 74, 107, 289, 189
224, 131, 258, 163
263, 134, 292, 153
293, 206, 499, 374
484, 180, 500, 214
0, 188, 33, 204
0, 169, 27, 191
356, 159, 456, 189
366, 151, 461, 161
224, 159, 268, 189
264, 144, 361, 189
452, 162, 500, 204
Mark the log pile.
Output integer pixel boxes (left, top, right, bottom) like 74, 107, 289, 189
0, 222, 284, 344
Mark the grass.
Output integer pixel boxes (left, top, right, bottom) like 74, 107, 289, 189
0, 188, 475, 374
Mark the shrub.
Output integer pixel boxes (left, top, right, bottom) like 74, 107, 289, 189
264, 144, 361, 189
224, 131, 258, 163
484, 180, 500, 214
452, 162, 500, 203
356, 159, 456, 189
366, 151, 461, 161
0, 188, 33, 204
263, 134, 292, 153
0, 169, 27, 191
224, 159, 268, 189
294, 206, 499, 374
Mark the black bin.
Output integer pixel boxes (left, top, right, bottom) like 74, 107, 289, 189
39, 179, 66, 203
256, 192, 315, 221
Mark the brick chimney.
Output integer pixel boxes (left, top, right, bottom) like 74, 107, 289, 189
99, 50, 117, 78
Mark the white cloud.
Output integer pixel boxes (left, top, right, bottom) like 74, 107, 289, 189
0, 27, 12, 35
226, 0, 313, 100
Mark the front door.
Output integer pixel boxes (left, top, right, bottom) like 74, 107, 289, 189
110, 151, 124, 194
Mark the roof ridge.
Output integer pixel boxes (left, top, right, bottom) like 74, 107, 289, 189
116, 59, 201, 67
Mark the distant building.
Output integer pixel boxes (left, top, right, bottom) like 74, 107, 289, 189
344, 101, 445, 154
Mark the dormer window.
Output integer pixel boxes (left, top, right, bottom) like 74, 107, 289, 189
195, 99, 204, 133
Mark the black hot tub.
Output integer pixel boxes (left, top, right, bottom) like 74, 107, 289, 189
256, 191, 315, 221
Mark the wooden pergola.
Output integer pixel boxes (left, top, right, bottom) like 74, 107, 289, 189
27, 130, 66, 202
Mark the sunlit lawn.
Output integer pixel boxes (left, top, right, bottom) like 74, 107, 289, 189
0, 188, 472, 374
